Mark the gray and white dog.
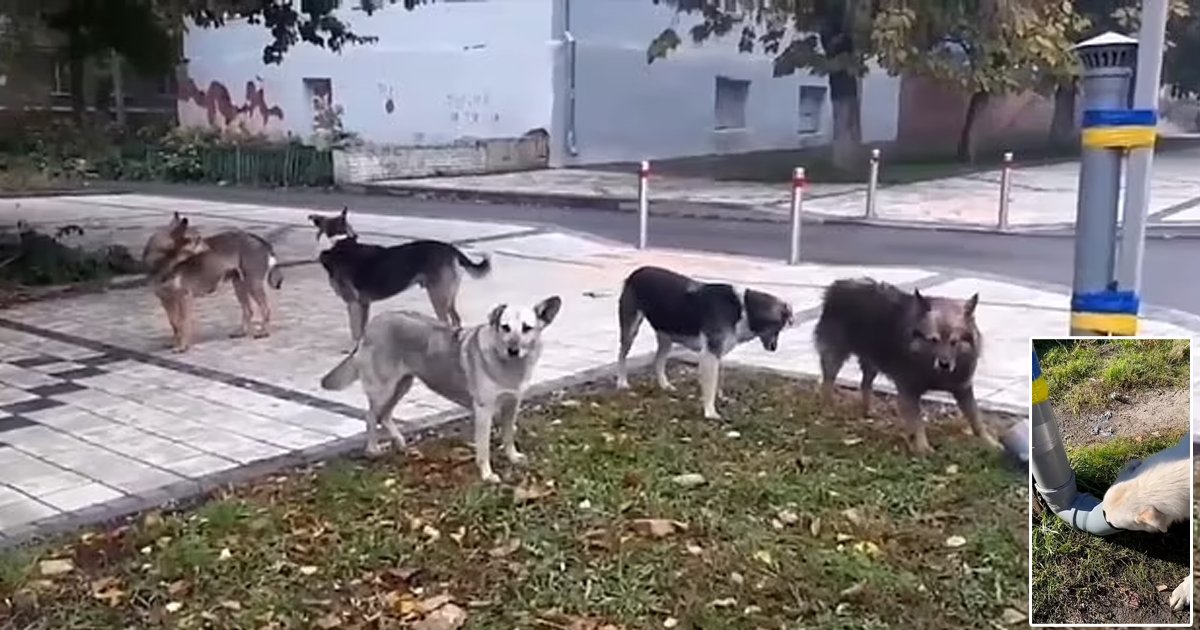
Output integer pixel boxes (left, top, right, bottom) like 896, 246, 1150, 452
320, 295, 562, 483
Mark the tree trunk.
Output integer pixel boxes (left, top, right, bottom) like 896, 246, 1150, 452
68, 50, 86, 123
1048, 79, 1077, 150
957, 91, 989, 163
828, 70, 862, 174
111, 49, 126, 127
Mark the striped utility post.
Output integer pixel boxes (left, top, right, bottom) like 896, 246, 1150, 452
1069, 32, 1156, 337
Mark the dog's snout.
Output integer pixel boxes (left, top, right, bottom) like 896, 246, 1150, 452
935, 357, 953, 371
507, 347, 520, 358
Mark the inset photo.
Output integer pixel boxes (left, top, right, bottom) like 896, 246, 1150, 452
1030, 338, 1193, 627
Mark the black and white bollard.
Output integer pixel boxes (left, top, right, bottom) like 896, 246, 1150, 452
865, 148, 880, 219
788, 167, 806, 265
997, 151, 1013, 230
637, 160, 650, 250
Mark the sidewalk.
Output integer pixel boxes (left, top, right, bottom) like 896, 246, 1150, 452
0, 192, 1198, 548
366, 147, 1200, 230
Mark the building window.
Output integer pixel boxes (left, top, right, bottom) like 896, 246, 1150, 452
798, 84, 826, 134
714, 76, 750, 130
158, 71, 177, 96
51, 60, 70, 95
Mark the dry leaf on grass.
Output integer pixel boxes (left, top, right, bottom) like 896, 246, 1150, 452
489, 538, 522, 558
944, 536, 967, 548
630, 518, 688, 538
412, 603, 468, 630
670, 473, 707, 488
38, 559, 74, 576
513, 483, 554, 504
1000, 608, 1026, 624
299, 565, 319, 576
315, 612, 342, 629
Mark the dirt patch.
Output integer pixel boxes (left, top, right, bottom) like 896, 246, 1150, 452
1054, 388, 1190, 447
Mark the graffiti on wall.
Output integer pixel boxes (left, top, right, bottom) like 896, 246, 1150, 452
178, 76, 285, 134
446, 91, 499, 126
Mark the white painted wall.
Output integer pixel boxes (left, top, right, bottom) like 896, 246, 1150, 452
557, 0, 901, 165
180, 1, 556, 145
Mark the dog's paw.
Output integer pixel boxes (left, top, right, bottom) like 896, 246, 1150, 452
659, 381, 677, 392
364, 444, 385, 459
1170, 577, 1192, 611
910, 443, 935, 457
171, 344, 190, 354
615, 378, 631, 390
506, 450, 528, 465
480, 471, 502, 484
703, 408, 722, 422
252, 328, 271, 339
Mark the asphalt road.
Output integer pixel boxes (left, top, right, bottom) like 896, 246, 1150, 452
123, 181, 1200, 316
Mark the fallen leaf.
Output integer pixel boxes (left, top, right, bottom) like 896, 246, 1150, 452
842, 437, 863, 446
945, 535, 968, 548
422, 525, 442, 541
165, 601, 184, 613
743, 605, 762, 614
685, 543, 704, 556
412, 602, 468, 630
841, 508, 863, 527
1157, 584, 1170, 592
670, 473, 707, 488
835, 533, 854, 542
630, 518, 687, 538
418, 593, 454, 614
513, 483, 553, 504
710, 597, 737, 608
730, 572, 745, 585
299, 565, 319, 576
1000, 608, 1026, 625
167, 579, 189, 597
663, 617, 679, 628
835, 602, 851, 615
90, 577, 126, 607
488, 538, 522, 558
852, 541, 880, 557
840, 581, 866, 598
38, 559, 74, 576
219, 547, 232, 561
450, 527, 466, 545
809, 517, 822, 537
945, 464, 960, 475
577, 499, 592, 510
752, 550, 774, 566
220, 600, 242, 611
777, 510, 799, 525
315, 612, 342, 629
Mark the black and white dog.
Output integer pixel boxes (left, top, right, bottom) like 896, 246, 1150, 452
309, 207, 491, 346
615, 266, 794, 419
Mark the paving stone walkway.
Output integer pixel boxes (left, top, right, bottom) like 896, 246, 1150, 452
372, 147, 1200, 229
1, 193, 1198, 548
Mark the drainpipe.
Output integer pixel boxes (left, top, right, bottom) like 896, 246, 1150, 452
1030, 350, 1120, 536
562, 0, 578, 156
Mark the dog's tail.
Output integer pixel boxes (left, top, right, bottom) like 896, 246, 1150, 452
320, 343, 361, 390
266, 255, 283, 290
454, 248, 492, 279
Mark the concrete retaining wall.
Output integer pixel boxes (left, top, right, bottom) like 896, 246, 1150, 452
332, 130, 549, 183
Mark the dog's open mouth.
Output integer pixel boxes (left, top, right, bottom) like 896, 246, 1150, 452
507, 348, 520, 358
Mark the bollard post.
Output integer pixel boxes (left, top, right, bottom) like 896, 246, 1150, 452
997, 151, 1013, 230
637, 160, 650, 250
788, 167, 806, 265
865, 148, 880, 219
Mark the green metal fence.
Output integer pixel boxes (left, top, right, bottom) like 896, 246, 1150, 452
196, 145, 333, 187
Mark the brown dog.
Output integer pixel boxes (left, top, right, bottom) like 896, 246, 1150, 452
142, 213, 283, 352
813, 278, 1000, 455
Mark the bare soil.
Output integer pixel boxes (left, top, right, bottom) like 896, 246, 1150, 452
1054, 388, 1190, 447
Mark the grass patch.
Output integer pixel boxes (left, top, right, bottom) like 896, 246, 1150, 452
0, 371, 1026, 629
1030, 431, 1191, 625
1034, 338, 1190, 414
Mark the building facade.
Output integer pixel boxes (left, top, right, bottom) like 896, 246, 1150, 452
180, 0, 902, 178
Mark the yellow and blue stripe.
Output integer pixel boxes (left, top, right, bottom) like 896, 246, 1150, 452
1032, 351, 1048, 405
1070, 289, 1139, 336
1080, 109, 1157, 150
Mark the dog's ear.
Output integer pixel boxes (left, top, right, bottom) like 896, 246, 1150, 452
1135, 505, 1172, 533
170, 211, 182, 225
340, 206, 349, 218
964, 293, 979, 317
534, 295, 563, 327
487, 303, 507, 328
912, 289, 931, 313
169, 217, 190, 239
